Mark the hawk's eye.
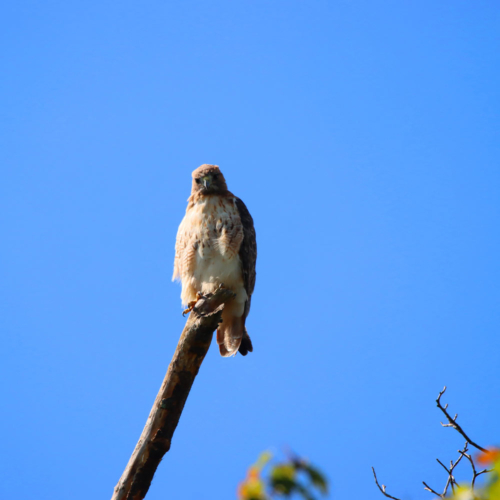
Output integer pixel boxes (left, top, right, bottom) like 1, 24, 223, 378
213, 174, 218, 180
195, 178, 201, 184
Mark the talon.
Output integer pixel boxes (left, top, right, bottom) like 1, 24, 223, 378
182, 292, 204, 316
182, 301, 196, 316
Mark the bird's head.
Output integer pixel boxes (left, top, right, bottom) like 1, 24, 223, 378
191, 164, 228, 195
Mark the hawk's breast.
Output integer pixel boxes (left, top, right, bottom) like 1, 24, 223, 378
175, 195, 247, 308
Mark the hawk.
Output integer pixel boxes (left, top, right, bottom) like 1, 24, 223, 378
173, 164, 257, 357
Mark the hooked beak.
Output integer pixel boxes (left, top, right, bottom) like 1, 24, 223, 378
202, 176, 211, 188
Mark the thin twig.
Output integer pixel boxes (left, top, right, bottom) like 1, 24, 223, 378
459, 448, 493, 489
448, 445, 466, 495
435, 459, 454, 496
477, 469, 493, 478
436, 458, 451, 475
423, 481, 442, 498
371, 468, 402, 500
425, 442, 466, 497
436, 387, 486, 452
460, 448, 478, 488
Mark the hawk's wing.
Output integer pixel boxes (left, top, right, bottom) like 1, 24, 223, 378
235, 197, 257, 321
172, 210, 195, 285
172, 215, 186, 282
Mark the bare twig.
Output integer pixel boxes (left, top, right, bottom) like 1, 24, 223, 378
111, 287, 236, 500
423, 442, 469, 497
423, 481, 443, 497
460, 448, 478, 488
373, 388, 492, 500
436, 387, 486, 452
435, 458, 451, 476
459, 448, 493, 489
371, 468, 402, 500
477, 469, 493, 478
435, 459, 455, 496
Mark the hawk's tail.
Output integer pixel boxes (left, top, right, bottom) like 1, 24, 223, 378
238, 329, 253, 356
217, 320, 253, 357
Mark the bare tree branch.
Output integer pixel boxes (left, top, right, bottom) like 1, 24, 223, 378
371, 467, 402, 500
459, 448, 493, 489
432, 443, 466, 497
436, 387, 486, 452
460, 448, 478, 489
373, 387, 493, 500
111, 286, 236, 500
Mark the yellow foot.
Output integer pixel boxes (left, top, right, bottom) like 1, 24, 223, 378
182, 292, 204, 316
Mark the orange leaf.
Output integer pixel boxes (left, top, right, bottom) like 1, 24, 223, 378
476, 448, 500, 466
248, 466, 260, 480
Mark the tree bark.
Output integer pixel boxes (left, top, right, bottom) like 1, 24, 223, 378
111, 287, 235, 500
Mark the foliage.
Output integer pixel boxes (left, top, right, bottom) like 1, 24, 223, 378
238, 451, 328, 500
448, 448, 500, 500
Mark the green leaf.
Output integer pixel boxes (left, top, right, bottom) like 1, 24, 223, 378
270, 476, 296, 495
303, 464, 328, 495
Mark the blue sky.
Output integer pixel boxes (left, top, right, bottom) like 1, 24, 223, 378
1, 1, 499, 499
